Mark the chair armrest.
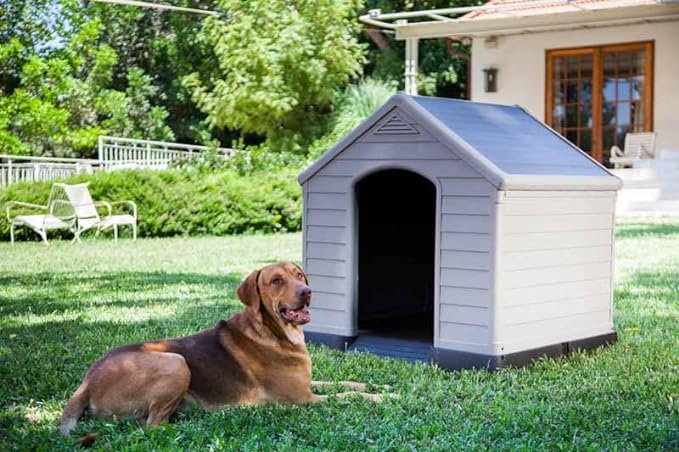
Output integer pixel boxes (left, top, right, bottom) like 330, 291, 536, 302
110, 200, 137, 219
610, 145, 623, 158
640, 143, 654, 158
6, 201, 47, 222
94, 201, 112, 218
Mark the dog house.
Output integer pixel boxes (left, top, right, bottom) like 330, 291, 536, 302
298, 94, 622, 370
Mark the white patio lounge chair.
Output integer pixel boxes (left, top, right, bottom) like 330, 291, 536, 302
609, 132, 656, 169
62, 182, 137, 242
6, 183, 77, 244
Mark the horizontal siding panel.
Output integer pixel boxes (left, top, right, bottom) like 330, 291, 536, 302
503, 245, 612, 271
337, 142, 456, 160
502, 278, 611, 306
440, 286, 491, 308
305, 258, 346, 278
503, 262, 611, 289
441, 232, 490, 252
308, 309, 351, 331
306, 226, 346, 244
502, 213, 613, 234
441, 268, 490, 289
441, 214, 491, 233
308, 193, 347, 210
502, 229, 612, 252
306, 242, 346, 260
317, 159, 479, 179
308, 176, 350, 194
503, 190, 616, 199
442, 196, 492, 215
440, 304, 489, 327
309, 292, 346, 312
306, 209, 346, 227
307, 274, 345, 295
441, 250, 491, 271
502, 310, 610, 340
503, 294, 610, 325
502, 198, 615, 215
440, 178, 495, 196
440, 322, 489, 345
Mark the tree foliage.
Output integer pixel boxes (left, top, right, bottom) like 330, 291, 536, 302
0, 14, 174, 157
185, 0, 366, 152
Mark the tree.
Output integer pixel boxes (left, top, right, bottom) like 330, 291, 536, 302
0, 17, 174, 157
185, 0, 366, 153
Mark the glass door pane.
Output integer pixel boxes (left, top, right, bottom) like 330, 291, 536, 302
549, 52, 594, 156
601, 48, 647, 166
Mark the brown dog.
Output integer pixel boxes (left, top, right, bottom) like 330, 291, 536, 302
59, 262, 382, 436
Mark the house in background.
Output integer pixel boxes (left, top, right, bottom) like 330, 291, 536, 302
361, 0, 679, 214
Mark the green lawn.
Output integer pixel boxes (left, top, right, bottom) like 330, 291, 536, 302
1, 225, 677, 450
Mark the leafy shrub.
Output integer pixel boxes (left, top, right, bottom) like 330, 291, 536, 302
0, 168, 302, 241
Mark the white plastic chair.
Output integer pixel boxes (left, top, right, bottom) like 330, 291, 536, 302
609, 132, 656, 169
61, 183, 137, 242
6, 183, 76, 244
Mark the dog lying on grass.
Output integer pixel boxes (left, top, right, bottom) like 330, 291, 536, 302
60, 262, 385, 436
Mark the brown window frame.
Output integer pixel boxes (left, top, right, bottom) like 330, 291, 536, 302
546, 41, 654, 164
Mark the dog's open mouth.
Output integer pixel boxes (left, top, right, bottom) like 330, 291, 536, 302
279, 306, 311, 325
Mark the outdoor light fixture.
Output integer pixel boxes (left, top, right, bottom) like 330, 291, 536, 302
483, 67, 498, 93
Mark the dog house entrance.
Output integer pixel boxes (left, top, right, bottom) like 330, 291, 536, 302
354, 169, 435, 359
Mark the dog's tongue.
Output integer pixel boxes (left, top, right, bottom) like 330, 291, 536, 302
281, 306, 311, 325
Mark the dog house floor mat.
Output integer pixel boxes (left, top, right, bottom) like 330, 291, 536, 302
347, 335, 432, 363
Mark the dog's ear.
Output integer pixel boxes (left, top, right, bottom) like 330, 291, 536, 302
292, 262, 309, 285
236, 270, 261, 312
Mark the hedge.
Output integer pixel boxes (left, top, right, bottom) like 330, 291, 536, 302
0, 168, 302, 241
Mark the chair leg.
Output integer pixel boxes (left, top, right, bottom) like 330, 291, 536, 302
113, 224, 118, 243
10, 224, 15, 245
132, 223, 137, 241
40, 230, 48, 245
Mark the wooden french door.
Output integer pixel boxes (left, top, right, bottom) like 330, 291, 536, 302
546, 41, 653, 166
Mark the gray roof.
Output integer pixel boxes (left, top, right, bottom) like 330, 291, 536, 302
299, 94, 621, 190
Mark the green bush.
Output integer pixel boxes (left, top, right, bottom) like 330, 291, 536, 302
0, 168, 302, 241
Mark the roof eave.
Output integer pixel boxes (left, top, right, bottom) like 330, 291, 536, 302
501, 174, 623, 191
394, 4, 679, 39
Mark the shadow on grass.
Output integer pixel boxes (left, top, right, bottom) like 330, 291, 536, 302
616, 222, 679, 239
0, 271, 243, 317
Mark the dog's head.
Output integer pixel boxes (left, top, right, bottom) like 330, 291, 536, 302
236, 262, 312, 328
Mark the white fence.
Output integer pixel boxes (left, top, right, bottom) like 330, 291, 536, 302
0, 136, 235, 187
0, 155, 98, 187
98, 136, 235, 170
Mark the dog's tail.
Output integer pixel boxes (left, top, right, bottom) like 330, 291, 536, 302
59, 381, 89, 436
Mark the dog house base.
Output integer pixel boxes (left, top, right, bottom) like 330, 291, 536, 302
305, 331, 617, 371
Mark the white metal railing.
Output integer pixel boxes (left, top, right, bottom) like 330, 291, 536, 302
0, 136, 236, 187
98, 136, 235, 170
0, 155, 98, 187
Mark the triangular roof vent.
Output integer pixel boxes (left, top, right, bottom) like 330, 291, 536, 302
374, 113, 419, 135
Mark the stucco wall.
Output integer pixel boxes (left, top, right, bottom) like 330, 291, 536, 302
470, 21, 679, 153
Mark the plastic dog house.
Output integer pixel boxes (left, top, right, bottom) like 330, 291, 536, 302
298, 94, 621, 370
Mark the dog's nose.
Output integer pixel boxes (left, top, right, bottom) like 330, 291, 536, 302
299, 286, 312, 298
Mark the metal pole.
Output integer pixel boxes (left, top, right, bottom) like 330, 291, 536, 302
405, 38, 419, 95
7, 158, 12, 185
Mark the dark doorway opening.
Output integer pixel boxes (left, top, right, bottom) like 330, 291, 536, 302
355, 169, 436, 354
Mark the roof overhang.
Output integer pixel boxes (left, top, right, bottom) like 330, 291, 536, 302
362, 3, 679, 40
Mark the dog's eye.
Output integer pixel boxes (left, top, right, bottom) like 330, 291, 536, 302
272, 277, 283, 285
297, 272, 303, 279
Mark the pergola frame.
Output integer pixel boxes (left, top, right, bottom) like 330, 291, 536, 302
359, 0, 679, 95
